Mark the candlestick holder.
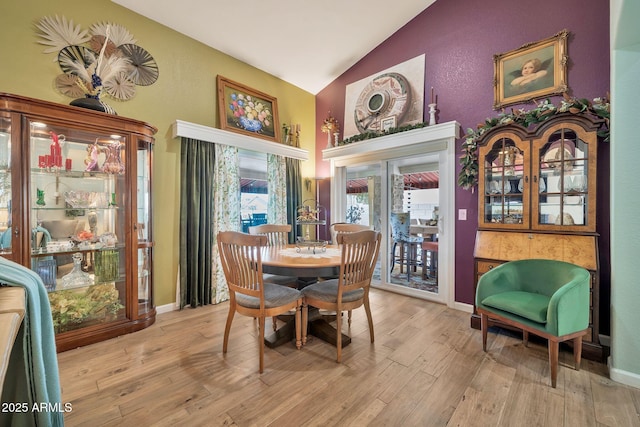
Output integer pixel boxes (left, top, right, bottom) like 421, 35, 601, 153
428, 103, 437, 126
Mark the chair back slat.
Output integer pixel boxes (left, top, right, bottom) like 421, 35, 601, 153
248, 224, 291, 246
330, 223, 370, 244
218, 231, 267, 298
336, 230, 381, 294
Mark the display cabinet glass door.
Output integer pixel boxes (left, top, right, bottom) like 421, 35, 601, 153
0, 115, 14, 261
479, 133, 529, 229
136, 139, 153, 315
28, 119, 128, 334
532, 124, 596, 232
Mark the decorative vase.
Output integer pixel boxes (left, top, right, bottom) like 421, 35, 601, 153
61, 253, 92, 289
36, 188, 46, 206
70, 96, 117, 115
101, 142, 125, 175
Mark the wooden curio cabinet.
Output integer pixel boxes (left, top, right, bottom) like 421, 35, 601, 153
0, 93, 156, 351
472, 113, 606, 360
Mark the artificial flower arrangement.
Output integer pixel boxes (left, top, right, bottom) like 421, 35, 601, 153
297, 206, 320, 222
457, 93, 610, 190
48, 283, 124, 333
338, 121, 429, 146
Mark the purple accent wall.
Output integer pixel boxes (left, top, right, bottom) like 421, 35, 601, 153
315, 0, 610, 312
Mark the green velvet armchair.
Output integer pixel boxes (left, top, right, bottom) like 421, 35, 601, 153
475, 259, 590, 388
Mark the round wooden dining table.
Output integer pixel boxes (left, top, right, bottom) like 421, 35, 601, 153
260, 245, 351, 349
260, 244, 341, 279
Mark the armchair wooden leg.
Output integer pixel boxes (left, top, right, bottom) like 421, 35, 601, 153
549, 339, 559, 388
480, 312, 488, 352
573, 335, 583, 371
523, 330, 529, 347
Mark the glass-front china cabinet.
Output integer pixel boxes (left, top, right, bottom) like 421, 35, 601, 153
0, 93, 156, 351
479, 117, 597, 232
472, 113, 606, 361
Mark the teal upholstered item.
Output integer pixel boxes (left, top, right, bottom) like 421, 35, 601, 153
0, 256, 63, 427
482, 291, 550, 323
476, 258, 590, 337
475, 258, 590, 388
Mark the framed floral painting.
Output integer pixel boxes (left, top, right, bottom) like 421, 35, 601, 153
493, 30, 569, 109
217, 75, 280, 143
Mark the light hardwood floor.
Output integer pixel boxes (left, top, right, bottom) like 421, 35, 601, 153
58, 288, 640, 426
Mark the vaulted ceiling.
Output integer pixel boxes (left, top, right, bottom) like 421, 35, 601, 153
111, 0, 436, 94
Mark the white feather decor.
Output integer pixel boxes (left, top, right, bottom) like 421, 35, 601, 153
36, 15, 91, 58
36, 15, 158, 104
89, 22, 136, 46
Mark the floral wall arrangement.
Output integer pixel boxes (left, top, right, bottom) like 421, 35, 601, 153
35, 15, 159, 113
457, 93, 610, 190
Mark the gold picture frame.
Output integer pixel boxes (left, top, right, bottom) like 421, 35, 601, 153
493, 29, 569, 109
217, 75, 280, 143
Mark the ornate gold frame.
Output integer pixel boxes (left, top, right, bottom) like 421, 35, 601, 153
217, 75, 280, 143
493, 30, 569, 109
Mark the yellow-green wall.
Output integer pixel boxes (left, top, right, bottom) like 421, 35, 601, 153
1, 0, 317, 306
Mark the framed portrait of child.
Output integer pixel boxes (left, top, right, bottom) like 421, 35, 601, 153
493, 30, 569, 109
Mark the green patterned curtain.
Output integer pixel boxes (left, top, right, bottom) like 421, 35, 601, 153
212, 144, 240, 304
179, 138, 215, 308
267, 153, 287, 224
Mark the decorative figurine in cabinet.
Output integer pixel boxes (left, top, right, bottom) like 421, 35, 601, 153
472, 113, 607, 361
0, 93, 156, 351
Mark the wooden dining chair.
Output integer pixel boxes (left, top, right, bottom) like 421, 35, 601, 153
248, 224, 299, 332
218, 231, 303, 373
301, 230, 381, 362
329, 222, 370, 244
248, 224, 298, 288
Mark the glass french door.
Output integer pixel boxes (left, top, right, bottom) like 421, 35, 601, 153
387, 156, 440, 295
344, 163, 382, 280
325, 123, 458, 306
340, 152, 443, 300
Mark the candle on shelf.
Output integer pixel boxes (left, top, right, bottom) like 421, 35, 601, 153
65, 158, 72, 171
38, 155, 46, 168
431, 87, 434, 104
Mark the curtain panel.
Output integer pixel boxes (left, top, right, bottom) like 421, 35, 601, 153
212, 144, 240, 304
267, 153, 287, 224
179, 138, 215, 308
285, 146, 302, 243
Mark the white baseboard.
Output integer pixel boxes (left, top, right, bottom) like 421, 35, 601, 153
156, 302, 179, 314
452, 301, 474, 313
608, 357, 640, 390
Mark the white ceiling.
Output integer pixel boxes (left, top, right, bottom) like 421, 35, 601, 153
111, 0, 435, 94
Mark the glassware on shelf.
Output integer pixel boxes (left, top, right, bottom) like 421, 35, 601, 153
99, 232, 118, 248
88, 210, 98, 235
95, 249, 119, 283
572, 175, 587, 192
558, 175, 573, 193
102, 141, 125, 174
36, 188, 46, 206
61, 252, 92, 289
34, 258, 57, 291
